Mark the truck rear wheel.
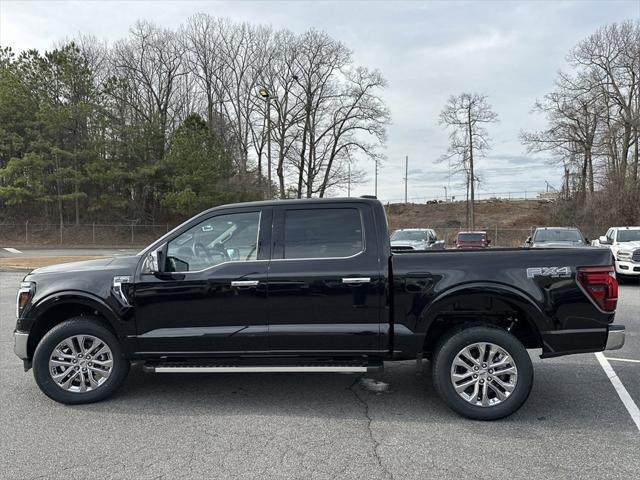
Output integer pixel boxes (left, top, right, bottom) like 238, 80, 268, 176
33, 317, 130, 404
432, 326, 533, 420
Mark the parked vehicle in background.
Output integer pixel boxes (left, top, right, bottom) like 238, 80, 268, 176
597, 227, 640, 279
455, 231, 490, 249
524, 227, 589, 249
390, 228, 444, 251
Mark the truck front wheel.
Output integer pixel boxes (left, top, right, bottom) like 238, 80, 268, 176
32, 317, 130, 404
432, 326, 533, 420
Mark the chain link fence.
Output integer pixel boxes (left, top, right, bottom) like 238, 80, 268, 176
432, 226, 535, 248
0, 222, 535, 249
0, 223, 173, 247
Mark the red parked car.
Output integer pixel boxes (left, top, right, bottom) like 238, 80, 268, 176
456, 231, 491, 249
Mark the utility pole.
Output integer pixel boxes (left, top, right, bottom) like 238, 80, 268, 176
347, 162, 351, 197
374, 159, 378, 197
443, 186, 448, 202
259, 88, 272, 198
266, 96, 272, 198
404, 155, 408, 203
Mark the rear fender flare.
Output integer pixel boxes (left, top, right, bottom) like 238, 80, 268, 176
416, 282, 548, 339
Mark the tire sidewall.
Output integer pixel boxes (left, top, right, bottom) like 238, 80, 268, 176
33, 317, 128, 404
434, 327, 533, 420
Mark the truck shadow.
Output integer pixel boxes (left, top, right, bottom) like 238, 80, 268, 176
62, 358, 635, 432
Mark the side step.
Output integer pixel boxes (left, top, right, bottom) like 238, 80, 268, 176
143, 360, 381, 374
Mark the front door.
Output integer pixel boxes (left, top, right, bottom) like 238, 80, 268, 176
267, 203, 383, 356
133, 207, 271, 355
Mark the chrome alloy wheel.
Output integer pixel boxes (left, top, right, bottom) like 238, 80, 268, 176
450, 342, 518, 407
48, 335, 113, 393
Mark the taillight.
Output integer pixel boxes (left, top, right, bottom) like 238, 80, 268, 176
577, 266, 618, 312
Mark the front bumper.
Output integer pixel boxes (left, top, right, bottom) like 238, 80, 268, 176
605, 325, 625, 351
615, 260, 640, 275
14, 331, 29, 359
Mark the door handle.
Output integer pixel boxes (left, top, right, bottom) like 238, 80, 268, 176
231, 280, 260, 287
342, 277, 371, 284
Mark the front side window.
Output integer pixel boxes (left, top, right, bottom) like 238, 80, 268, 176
166, 211, 261, 271
283, 208, 363, 259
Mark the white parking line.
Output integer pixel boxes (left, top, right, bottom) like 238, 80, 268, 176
595, 352, 640, 432
605, 357, 640, 364
3, 247, 22, 254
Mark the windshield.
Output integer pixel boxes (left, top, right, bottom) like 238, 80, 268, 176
458, 233, 485, 242
391, 230, 427, 241
617, 230, 640, 242
534, 229, 582, 243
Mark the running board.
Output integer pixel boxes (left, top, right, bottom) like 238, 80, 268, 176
151, 365, 368, 373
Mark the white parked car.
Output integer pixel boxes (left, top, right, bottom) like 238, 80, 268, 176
390, 228, 444, 251
598, 227, 640, 278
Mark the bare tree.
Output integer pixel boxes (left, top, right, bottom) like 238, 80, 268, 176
521, 72, 602, 197
439, 93, 498, 229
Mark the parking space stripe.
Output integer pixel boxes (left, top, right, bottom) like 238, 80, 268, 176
3, 247, 22, 254
595, 352, 640, 432
605, 357, 640, 364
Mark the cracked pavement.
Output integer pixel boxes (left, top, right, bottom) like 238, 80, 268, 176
1, 271, 639, 479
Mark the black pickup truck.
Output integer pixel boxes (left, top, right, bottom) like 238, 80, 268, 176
13, 197, 624, 419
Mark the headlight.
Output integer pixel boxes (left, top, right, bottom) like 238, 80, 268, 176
16, 281, 35, 318
616, 251, 631, 261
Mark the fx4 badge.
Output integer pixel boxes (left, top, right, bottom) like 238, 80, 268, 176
526, 266, 572, 279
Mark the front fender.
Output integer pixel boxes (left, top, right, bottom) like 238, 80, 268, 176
20, 290, 132, 335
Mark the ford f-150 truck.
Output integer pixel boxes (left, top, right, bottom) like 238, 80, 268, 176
13, 197, 624, 420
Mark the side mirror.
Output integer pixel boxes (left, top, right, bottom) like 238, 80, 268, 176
142, 243, 167, 274
599, 236, 610, 245
486, 239, 491, 245
526, 236, 532, 244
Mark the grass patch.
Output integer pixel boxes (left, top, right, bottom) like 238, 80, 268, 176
0, 256, 105, 270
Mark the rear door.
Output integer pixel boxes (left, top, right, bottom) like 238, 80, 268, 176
267, 202, 384, 355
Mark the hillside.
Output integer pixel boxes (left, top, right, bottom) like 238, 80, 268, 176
385, 199, 555, 247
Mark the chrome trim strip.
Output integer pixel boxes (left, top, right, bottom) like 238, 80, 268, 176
342, 277, 371, 284
231, 280, 260, 287
605, 326, 625, 351
14, 332, 29, 359
153, 366, 368, 373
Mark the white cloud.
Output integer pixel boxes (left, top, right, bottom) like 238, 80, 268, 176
1, 0, 637, 201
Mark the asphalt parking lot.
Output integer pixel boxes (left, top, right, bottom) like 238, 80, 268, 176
1, 270, 639, 480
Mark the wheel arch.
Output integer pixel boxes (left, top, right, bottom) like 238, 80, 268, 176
26, 292, 122, 358
418, 282, 547, 354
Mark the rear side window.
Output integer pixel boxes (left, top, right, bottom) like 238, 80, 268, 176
283, 208, 363, 259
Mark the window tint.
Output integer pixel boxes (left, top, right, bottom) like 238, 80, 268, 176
283, 208, 363, 259
166, 211, 261, 271
617, 230, 640, 242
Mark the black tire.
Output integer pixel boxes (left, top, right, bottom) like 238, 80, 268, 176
33, 317, 130, 405
432, 326, 533, 420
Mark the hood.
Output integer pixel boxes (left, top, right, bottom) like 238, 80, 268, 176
391, 239, 426, 247
532, 241, 586, 248
30, 255, 139, 275
617, 240, 640, 249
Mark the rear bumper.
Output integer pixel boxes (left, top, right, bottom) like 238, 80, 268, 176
605, 325, 625, 351
540, 324, 625, 358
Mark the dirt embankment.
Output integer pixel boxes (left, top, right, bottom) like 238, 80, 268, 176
385, 200, 553, 230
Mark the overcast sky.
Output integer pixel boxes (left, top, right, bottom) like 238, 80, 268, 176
2, 0, 639, 201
